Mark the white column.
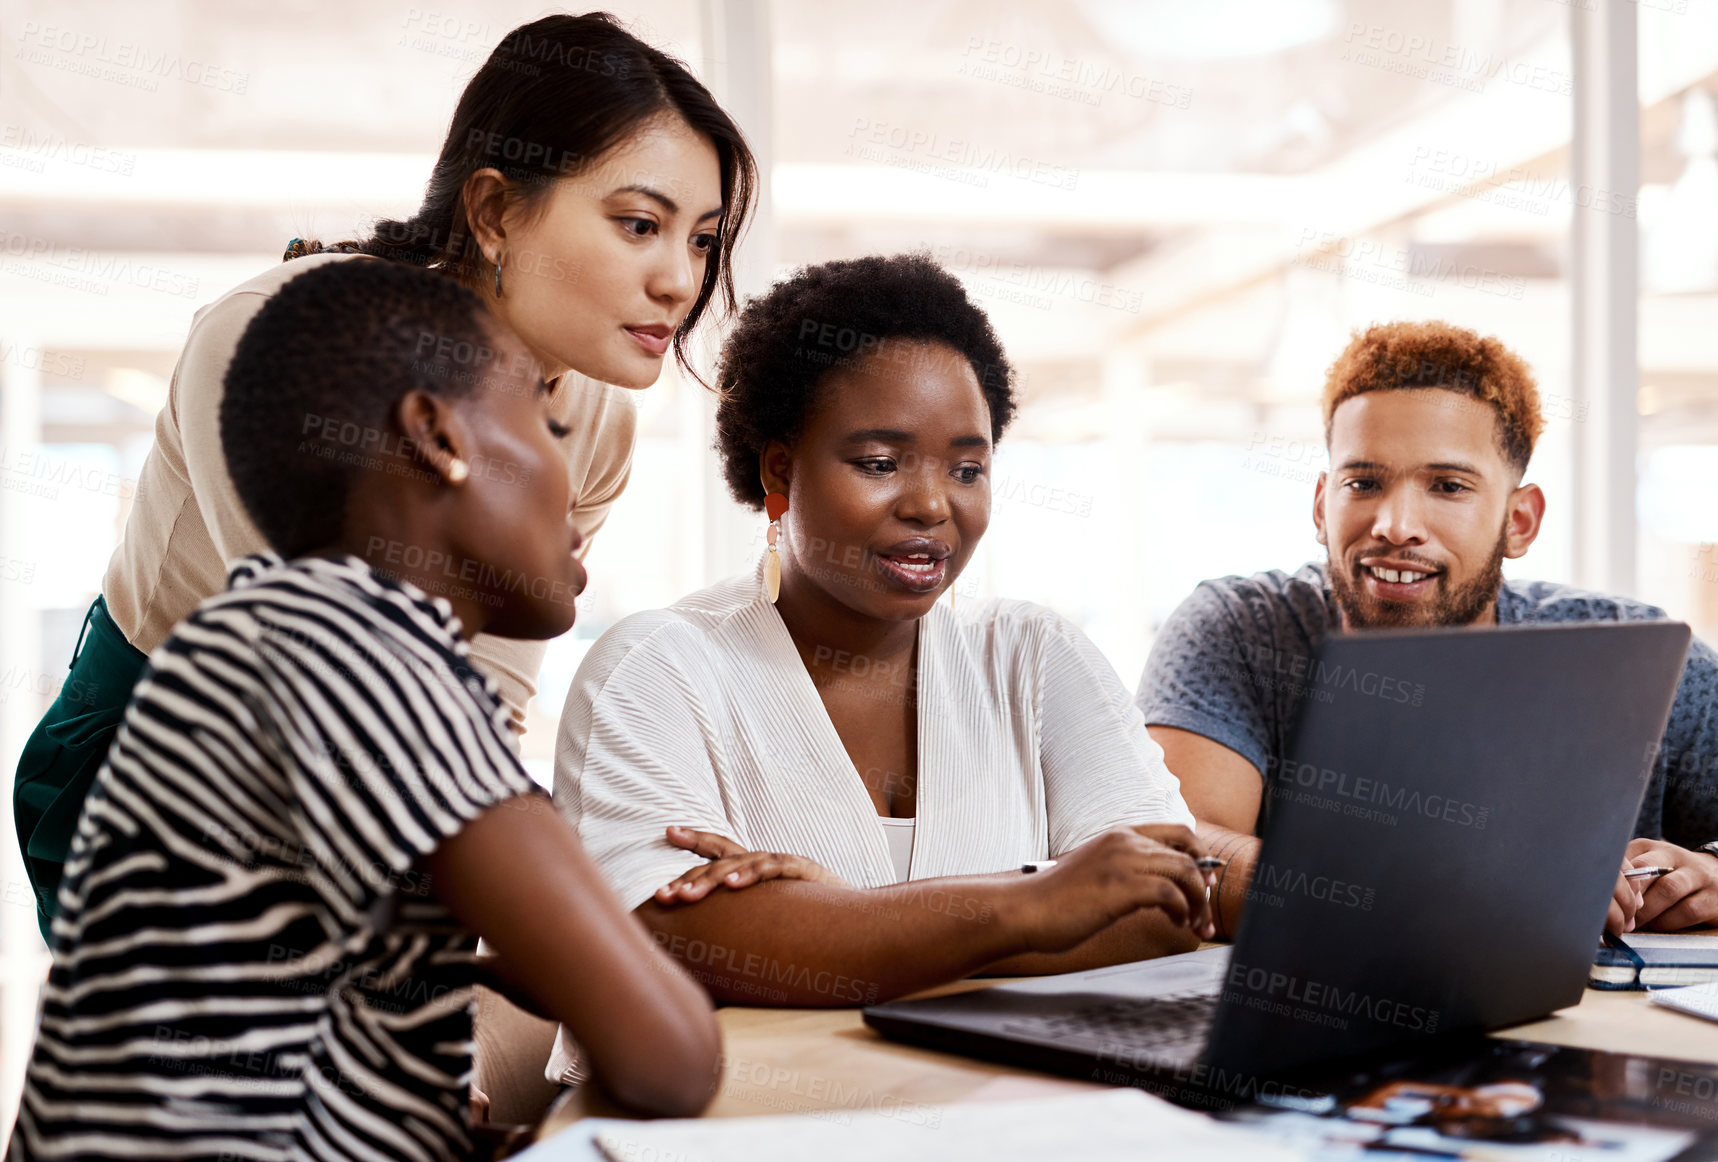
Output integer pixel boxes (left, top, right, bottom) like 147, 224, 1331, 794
699, 0, 776, 585
0, 329, 49, 1130
1570, 0, 1640, 595
700, 0, 777, 300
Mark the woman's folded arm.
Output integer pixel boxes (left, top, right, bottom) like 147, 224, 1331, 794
637, 825, 1214, 1006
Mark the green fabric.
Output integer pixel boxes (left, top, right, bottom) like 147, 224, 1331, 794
13, 595, 148, 942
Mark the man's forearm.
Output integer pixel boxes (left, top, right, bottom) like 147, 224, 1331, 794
1198, 823, 1261, 940
637, 876, 1032, 1006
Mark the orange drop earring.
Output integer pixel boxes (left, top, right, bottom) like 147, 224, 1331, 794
764, 492, 788, 603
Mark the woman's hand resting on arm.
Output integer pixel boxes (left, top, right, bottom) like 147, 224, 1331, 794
653, 826, 850, 905
654, 823, 1215, 945
636, 822, 1217, 1005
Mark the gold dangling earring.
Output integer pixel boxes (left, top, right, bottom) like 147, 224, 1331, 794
764, 492, 787, 603
493, 252, 505, 298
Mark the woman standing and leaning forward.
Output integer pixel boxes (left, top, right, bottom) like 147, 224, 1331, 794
13, 11, 756, 938
548, 255, 1213, 1079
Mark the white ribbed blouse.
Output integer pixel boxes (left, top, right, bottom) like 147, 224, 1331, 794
546, 565, 1196, 1083
553, 565, 1195, 912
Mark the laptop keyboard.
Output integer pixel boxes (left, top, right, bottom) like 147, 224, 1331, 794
997, 990, 1219, 1065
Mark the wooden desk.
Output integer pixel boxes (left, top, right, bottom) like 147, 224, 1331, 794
1499, 988, 1718, 1062
538, 977, 1718, 1140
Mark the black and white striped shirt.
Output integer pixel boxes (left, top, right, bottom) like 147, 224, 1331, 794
11, 553, 537, 1162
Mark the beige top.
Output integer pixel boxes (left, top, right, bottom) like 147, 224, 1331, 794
101, 250, 639, 732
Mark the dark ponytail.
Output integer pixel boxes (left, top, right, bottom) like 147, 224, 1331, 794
288, 11, 756, 377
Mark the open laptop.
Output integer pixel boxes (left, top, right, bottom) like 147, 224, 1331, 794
864, 622, 1692, 1107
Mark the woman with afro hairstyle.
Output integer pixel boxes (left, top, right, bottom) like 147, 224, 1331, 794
545, 253, 1214, 1070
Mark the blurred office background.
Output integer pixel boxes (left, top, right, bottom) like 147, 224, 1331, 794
0, 0, 1713, 1126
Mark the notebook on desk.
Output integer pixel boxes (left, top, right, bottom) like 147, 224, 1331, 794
866, 622, 1692, 1109
1593, 933, 1718, 990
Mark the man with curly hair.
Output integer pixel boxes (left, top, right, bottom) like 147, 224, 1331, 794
1137, 320, 1718, 936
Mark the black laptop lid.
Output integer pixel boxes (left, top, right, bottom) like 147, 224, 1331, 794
1205, 621, 1690, 1076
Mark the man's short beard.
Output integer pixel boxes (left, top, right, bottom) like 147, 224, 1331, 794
1329, 524, 1507, 629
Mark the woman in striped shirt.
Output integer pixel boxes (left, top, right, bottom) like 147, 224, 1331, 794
11, 259, 719, 1161
549, 255, 1214, 1062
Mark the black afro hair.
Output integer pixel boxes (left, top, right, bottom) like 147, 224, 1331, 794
714, 252, 1017, 510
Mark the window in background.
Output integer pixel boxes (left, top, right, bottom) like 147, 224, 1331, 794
767, 0, 1586, 682
1637, 4, 1718, 643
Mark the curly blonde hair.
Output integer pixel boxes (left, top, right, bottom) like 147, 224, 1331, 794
1322, 321, 1544, 472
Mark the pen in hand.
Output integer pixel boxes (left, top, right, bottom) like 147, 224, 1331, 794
1624, 866, 1674, 882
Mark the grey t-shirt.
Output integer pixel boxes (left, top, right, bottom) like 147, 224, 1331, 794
1136, 561, 1718, 846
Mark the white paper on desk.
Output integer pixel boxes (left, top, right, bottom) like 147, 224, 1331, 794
1649, 979, 1718, 1023
553, 1089, 1309, 1162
